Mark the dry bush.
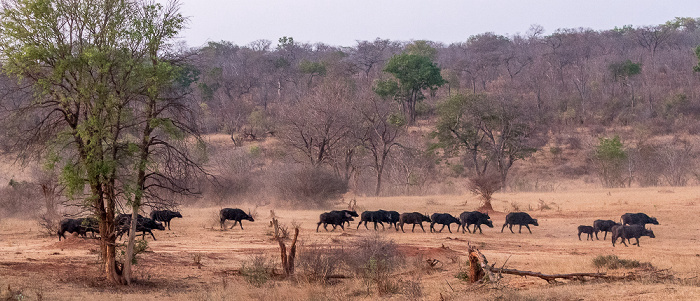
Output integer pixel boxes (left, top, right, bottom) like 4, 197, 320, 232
345, 234, 404, 295
296, 245, 345, 283
240, 255, 273, 287
271, 166, 348, 208
468, 175, 502, 208
592, 255, 645, 270
0, 179, 43, 217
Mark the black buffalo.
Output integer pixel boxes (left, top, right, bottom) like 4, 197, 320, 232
611, 224, 655, 247
621, 213, 659, 226
592, 219, 619, 240
316, 211, 354, 232
58, 218, 87, 241
386, 211, 400, 230
430, 213, 461, 233
501, 212, 539, 234
577, 225, 594, 241
77, 217, 100, 238
150, 210, 182, 230
116, 215, 165, 240
219, 208, 255, 230
398, 212, 431, 233
459, 211, 493, 234
357, 210, 392, 230
331, 210, 358, 227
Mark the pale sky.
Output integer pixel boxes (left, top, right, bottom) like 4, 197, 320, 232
174, 0, 700, 48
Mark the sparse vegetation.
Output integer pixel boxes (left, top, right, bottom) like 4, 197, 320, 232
592, 255, 644, 270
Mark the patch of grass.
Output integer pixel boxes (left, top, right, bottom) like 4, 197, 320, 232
592, 255, 641, 269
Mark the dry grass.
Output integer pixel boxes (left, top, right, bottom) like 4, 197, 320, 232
1, 186, 700, 300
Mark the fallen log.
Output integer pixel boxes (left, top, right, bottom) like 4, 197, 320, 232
490, 267, 612, 283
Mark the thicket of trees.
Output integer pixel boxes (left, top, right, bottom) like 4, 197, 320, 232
184, 19, 700, 196
3, 12, 700, 211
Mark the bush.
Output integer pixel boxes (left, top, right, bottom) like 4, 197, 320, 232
296, 245, 345, 283
592, 255, 642, 269
241, 255, 272, 287
0, 179, 43, 217
273, 166, 348, 208
345, 234, 404, 296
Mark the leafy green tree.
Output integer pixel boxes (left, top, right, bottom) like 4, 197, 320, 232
374, 53, 445, 124
593, 136, 628, 188
0, 0, 198, 285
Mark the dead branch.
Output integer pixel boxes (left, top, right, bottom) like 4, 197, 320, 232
272, 218, 299, 276
490, 267, 611, 283
468, 244, 615, 284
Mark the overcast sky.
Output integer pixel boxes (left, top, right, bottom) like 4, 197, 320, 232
174, 0, 700, 48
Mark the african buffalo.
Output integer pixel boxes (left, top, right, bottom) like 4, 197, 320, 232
592, 219, 619, 240
459, 211, 493, 234
150, 210, 182, 230
611, 224, 655, 247
621, 213, 659, 226
501, 212, 539, 234
398, 212, 431, 233
577, 225, 594, 241
219, 208, 255, 230
316, 211, 354, 232
429, 213, 461, 233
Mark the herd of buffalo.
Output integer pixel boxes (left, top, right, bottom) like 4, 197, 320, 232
57, 208, 659, 247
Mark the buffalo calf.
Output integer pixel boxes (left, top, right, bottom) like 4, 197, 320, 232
592, 219, 618, 240
316, 211, 354, 232
578, 225, 594, 241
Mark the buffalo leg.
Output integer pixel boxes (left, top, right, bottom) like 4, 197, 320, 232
230, 220, 238, 229
411, 224, 416, 232
509, 224, 514, 233
419, 223, 426, 232
578, 232, 582, 240
400, 223, 405, 233
439, 224, 446, 232
316, 222, 322, 232
501, 223, 508, 233
239, 222, 244, 230
447, 225, 452, 233
149, 230, 157, 240
525, 225, 532, 234
603, 231, 608, 240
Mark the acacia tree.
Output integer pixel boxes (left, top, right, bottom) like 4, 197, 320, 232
374, 53, 445, 125
432, 93, 539, 198
0, 0, 199, 285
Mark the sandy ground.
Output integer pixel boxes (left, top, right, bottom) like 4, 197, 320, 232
1, 186, 700, 300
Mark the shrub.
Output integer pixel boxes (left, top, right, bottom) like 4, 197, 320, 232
273, 166, 348, 208
241, 255, 272, 287
296, 245, 345, 283
592, 255, 642, 269
345, 234, 404, 296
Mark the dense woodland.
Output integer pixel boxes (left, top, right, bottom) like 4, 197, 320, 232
4, 17, 700, 208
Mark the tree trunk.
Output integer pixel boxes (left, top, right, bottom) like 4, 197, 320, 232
123, 208, 140, 285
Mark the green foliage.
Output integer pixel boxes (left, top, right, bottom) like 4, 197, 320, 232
405, 40, 437, 60
381, 53, 446, 124
298, 60, 326, 76
609, 59, 642, 81
373, 79, 399, 99
118, 240, 149, 265
383, 53, 446, 95
594, 136, 627, 161
593, 136, 628, 187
